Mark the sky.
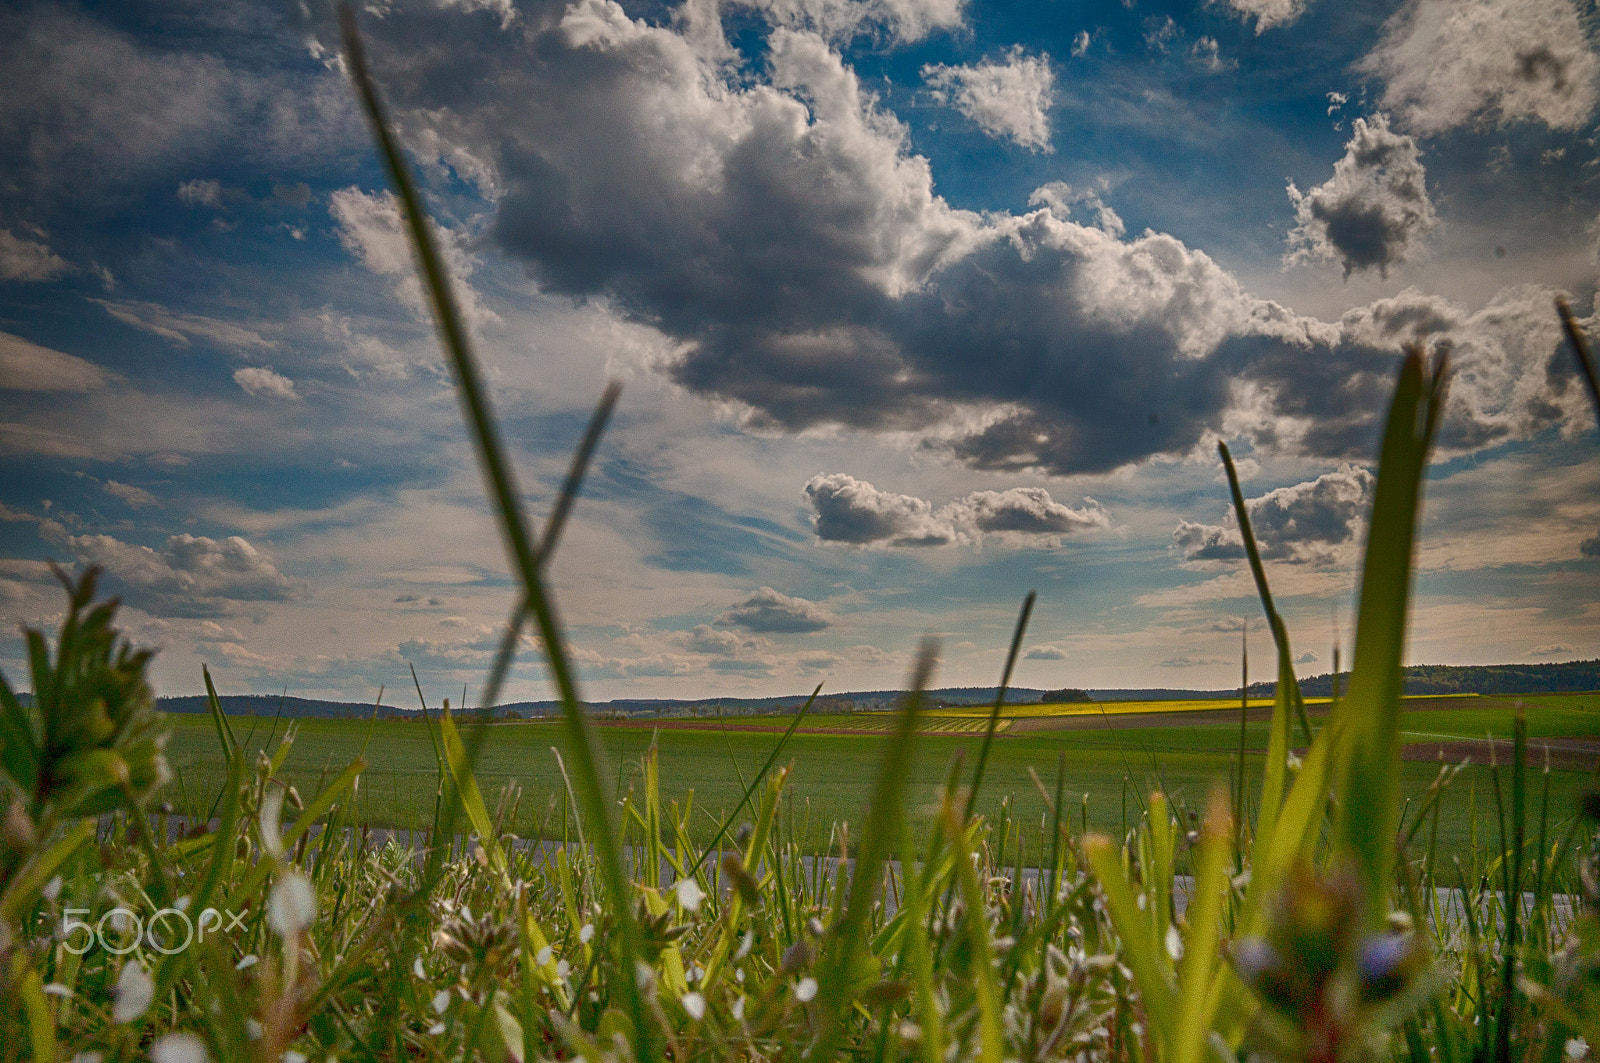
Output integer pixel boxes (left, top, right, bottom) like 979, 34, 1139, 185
3, 0, 1600, 705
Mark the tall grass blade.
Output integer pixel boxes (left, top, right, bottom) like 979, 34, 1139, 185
1556, 297, 1600, 424
340, 9, 655, 1057
963, 591, 1035, 823
686, 682, 819, 878
481, 381, 621, 710
1334, 345, 1447, 924
808, 639, 938, 1062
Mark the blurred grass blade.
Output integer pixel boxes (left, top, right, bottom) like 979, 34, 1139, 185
340, 10, 654, 1057
438, 702, 510, 879
1557, 297, 1600, 424
1219, 442, 1302, 846
809, 639, 937, 1063
945, 801, 1004, 1063
962, 591, 1035, 823
482, 381, 621, 710
202, 664, 239, 764
1173, 790, 1232, 1063
1334, 346, 1447, 924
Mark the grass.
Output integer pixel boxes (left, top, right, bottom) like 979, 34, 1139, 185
156, 710, 1596, 871
0, 16, 1596, 1062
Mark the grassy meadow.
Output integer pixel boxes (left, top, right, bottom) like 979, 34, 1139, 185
159, 694, 1599, 872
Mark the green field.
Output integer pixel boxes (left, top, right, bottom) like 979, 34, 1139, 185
162, 699, 1597, 869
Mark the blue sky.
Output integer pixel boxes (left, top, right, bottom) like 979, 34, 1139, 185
3, 0, 1600, 703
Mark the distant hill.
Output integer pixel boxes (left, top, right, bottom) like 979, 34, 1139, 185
1250, 660, 1600, 698
156, 695, 407, 719
17, 661, 1593, 722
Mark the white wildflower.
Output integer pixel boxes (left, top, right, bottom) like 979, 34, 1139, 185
1165, 925, 1183, 961
260, 789, 286, 860
731, 996, 745, 1022
246, 1019, 262, 1041
236, 955, 259, 971
674, 878, 704, 912
43, 876, 62, 903
556, 960, 570, 979
681, 992, 706, 1020
578, 923, 595, 944
536, 945, 552, 967
432, 990, 450, 1015
42, 983, 73, 997
150, 1032, 209, 1063
113, 962, 154, 1024
795, 977, 818, 1002
428, 1022, 445, 1036
267, 871, 317, 937
412, 956, 426, 980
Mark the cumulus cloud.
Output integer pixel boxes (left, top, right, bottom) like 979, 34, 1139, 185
804, 474, 958, 546
1358, 0, 1600, 135
0, 228, 69, 282
341, 0, 1587, 477
1528, 643, 1575, 658
1174, 463, 1376, 565
923, 48, 1055, 151
1023, 644, 1068, 660
804, 474, 1108, 547
233, 366, 300, 400
53, 530, 300, 617
717, 586, 833, 632
0, 332, 108, 392
1221, 0, 1308, 33
942, 487, 1110, 539
1286, 115, 1435, 279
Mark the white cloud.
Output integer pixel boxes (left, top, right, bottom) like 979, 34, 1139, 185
804, 474, 1108, 548
103, 481, 157, 509
923, 48, 1056, 151
1024, 644, 1068, 660
733, 0, 965, 44
804, 473, 956, 546
717, 586, 834, 632
0, 228, 69, 282
1358, 0, 1600, 135
94, 299, 276, 350
233, 366, 300, 400
0, 332, 108, 392
176, 178, 223, 207
1221, 0, 1309, 33
1189, 37, 1236, 74
1174, 463, 1376, 566
1286, 114, 1435, 279
57, 531, 301, 617
328, 186, 497, 333
0, 5, 359, 206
